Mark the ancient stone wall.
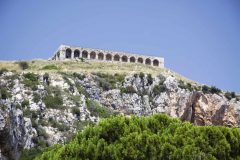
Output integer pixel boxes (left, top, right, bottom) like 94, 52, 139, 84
51, 45, 164, 68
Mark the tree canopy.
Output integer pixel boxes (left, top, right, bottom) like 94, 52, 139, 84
35, 114, 240, 160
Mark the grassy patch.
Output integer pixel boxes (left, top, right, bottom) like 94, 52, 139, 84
43, 95, 63, 109
41, 64, 59, 70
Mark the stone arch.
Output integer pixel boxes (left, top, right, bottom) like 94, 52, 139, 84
66, 48, 72, 59
106, 54, 112, 61
130, 57, 136, 63
82, 50, 88, 58
74, 50, 80, 58
121, 56, 128, 62
137, 57, 143, 63
145, 58, 151, 65
153, 59, 159, 66
114, 54, 120, 61
98, 52, 104, 60
90, 51, 96, 59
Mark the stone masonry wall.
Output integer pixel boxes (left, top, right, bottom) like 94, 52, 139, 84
51, 44, 164, 68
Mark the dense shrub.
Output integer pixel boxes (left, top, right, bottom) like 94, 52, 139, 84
139, 72, 145, 80
202, 85, 210, 94
43, 96, 63, 109
18, 61, 29, 70
33, 92, 41, 103
0, 68, 8, 76
225, 91, 236, 100
0, 87, 11, 99
23, 73, 39, 90
147, 74, 153, 85
36, 114, 240, 160
210, 86, 221, 94
152, 84, 166, 96
152, 77, 167, 96
21, 99, 29, 108
202, 85, 221, 94
86, 99, 112, 118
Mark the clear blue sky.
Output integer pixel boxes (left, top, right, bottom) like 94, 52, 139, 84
0, 0, 239, 92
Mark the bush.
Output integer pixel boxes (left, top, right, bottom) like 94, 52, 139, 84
139, 72, 145, 80
41, 64, 58, 70
225, 92, 236, 100
49, 119, 70, 132
210, 86, 221, 94
73, 72, 85, 80
86, 99, 112, 118
202, 85, 221, 94
202, 85, 210, 94
36, 114, 240, 160
21, 99, 29, 108
43, 73, 50, 85
0, 87, 11, 99
43, 96, 63, 109
71, 107, 80, 116
23, 73, 39, 91
18, 61, 29, 70
120, 86, 137, 94
178, 80, 193, 91
147, 74, 153, 85
152, 84, 166, 96
33, 92, 41, 103
94, 73, 125, 91
0, 68, 8, 76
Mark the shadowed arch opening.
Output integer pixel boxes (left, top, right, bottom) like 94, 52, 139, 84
66, 48, 72, 59
82, 50, 88, 58
145, 58, 151, 65
153, 59, 159, 66
114, 55, 120, 61
98, 52, 104, 60
106, 54, 112, 61
130, 57, 136, 63
122, 56, 128, 62
90, 51, 96, 59
74, 50, 80, 58
137, 57, 143, 63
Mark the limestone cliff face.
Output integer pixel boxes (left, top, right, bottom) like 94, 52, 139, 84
181, 92, 240, 127
0, 71, 239, 159
0, 101, 35, 160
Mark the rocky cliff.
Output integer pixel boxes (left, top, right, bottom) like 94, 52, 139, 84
0, 61, 239, 159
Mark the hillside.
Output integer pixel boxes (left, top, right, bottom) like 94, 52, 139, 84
0, 60, 239, 159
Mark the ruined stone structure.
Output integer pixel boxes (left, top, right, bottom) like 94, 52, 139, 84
51, 45, 164, 68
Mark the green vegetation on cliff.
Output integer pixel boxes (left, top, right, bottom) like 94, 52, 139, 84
35, 114, 240, 160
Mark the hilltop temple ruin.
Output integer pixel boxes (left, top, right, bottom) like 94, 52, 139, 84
51, 45, 164, 68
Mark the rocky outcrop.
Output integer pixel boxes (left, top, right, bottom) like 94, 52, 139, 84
0, 71, 239, 159
181, 92, 240, 126
0, 101, 35, 160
